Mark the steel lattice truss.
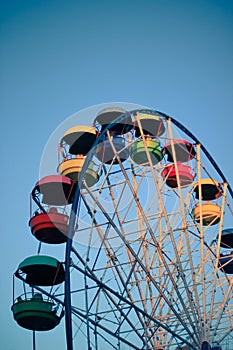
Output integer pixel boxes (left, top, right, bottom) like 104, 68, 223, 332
15, 109, 233, 350
61, 111, 233, 350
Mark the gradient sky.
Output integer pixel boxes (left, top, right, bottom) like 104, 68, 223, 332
1, 0, 233, 349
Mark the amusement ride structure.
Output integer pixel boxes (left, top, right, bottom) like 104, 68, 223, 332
12, 105, 233, 350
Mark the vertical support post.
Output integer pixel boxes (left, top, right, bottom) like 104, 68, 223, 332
84, 273, 91, 350
65, 236, 73, 350
207, 182, 227, 338
196, 143, 206, 341
65, 182, 81, 350
33, 330, 36, 350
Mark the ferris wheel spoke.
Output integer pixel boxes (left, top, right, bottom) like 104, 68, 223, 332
72, 236, 154, 347
218, 328, 233, 345
209, 277, 233, 343
70, 258, 196, 348
196, 143, 208, 339
129, 120, 202, 338
166, 119, 202, 330
71, 306, 141, 350
99, 167, 158, 323
103, 289, 152, 348
100, 164, 200, 341
71, 263, 148, 348
207, 182, 228, 337
82, 185, 199, 346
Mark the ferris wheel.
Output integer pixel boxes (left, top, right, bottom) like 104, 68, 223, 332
12, 105, 233, 350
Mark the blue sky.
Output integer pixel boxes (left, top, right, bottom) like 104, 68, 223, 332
1, 0, 233, 349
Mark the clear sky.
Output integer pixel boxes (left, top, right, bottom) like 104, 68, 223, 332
1, 0, 233, 349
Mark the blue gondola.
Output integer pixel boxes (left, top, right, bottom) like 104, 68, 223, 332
220, 228, 233, 248
218, 252, 233, 274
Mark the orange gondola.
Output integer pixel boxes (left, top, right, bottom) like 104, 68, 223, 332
192, 202, 221, 226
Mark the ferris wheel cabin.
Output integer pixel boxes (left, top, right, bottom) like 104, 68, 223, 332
60, 125, 97, 155
16, 255, 65, 286
58, 156, 100, 187
192, 202, 221, 226
130, 113, 165, 165
12, 294, 62, 331
94, 106, 132, 134
163, 139, 196, 163
218, 252, 233, 274
94, 107, 131, 164
161, 163, 195, 188
58, 127, 102, 185
130, 138, 163, 165
29, 209, 69, 244
133, 112, 165, 138
29, 175, 76, 243
12, 255, 65, 331
32, 175, 76, 205
220, 228, 233, 248
193, 179, 222, 200
192, 179, 223, 226
161, 139, 196, 188
96, 135, 129, 164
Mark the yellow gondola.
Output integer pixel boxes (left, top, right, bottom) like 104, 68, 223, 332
133, 113, 165, 137
58, 155, 101, 187
193, 179, 222, 200
192, 202, 221, 226
60, 125, 97, 155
